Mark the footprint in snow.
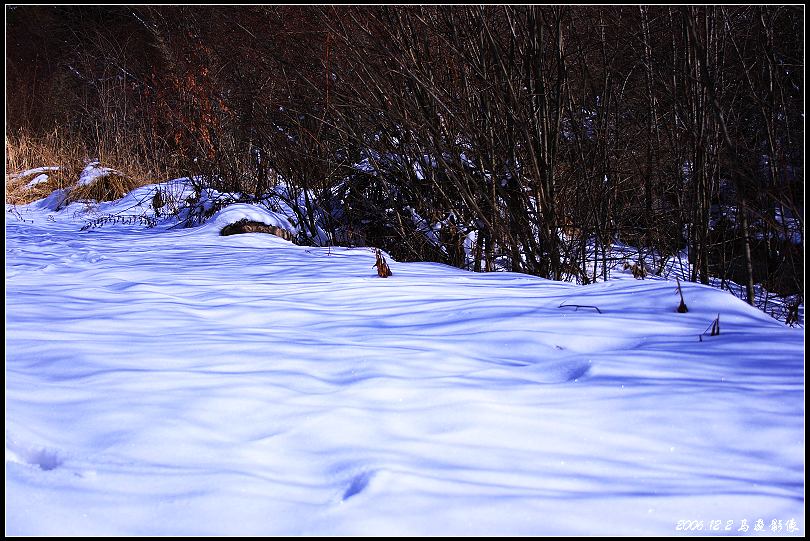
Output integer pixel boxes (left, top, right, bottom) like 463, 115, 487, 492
342, 470, 375, 501
6, 439, 63, 471
565, 360, 591, 382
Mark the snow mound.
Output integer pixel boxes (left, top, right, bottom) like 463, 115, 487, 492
28, 188, 69, 211
77, 161, 119, 187
13, 166, 61, 179
25, 174, 51, 188
210, 203, 296, 235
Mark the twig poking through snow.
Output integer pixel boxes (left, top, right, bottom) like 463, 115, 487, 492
559, 303, 602, 314
373, 249, 392, 278
699, 314, 721, 341
675, 278, 688, 313
7, 206, 33, 223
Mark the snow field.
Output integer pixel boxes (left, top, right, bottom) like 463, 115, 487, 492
5, 189, 804, 535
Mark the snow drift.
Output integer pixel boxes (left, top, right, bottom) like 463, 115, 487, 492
5, 183, 804, 535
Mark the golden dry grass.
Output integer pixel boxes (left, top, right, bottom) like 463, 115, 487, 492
6, 129, 168, 205
6, 129, 82, 204
65, 169, 142, 205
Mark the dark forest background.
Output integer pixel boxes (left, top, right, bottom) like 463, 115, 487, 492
6, 6, 804, 317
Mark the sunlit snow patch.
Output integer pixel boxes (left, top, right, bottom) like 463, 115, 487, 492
210, 203, 297, 236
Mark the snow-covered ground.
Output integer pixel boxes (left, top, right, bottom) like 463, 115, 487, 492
5, 184, 805, 535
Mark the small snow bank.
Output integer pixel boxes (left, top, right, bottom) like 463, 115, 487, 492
10, 166, 61, 189
50, 161, 143, 208
13, 177, 307, 239
25, 173, 51, 188
28, 189, 70, 211
97, 178, 196, 216
76, 161, 120, 187
171, 184, 303, 238
209, 203, 296, 236
12, 166, 61, 179
6, 167, 63, 205
575, 277, 785, 329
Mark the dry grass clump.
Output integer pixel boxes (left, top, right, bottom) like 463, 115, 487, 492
623, 261, 648, 279
374, 248, 392, 277
675, 277, 688, 313
6, 129, 164, 205
64, 167, 142, 205
6, 168, 69, 205
6, 129, 75, 173
6, 130, 84, 204
6, 167, 89, 205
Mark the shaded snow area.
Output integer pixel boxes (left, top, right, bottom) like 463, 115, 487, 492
5, 187, 805, 536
